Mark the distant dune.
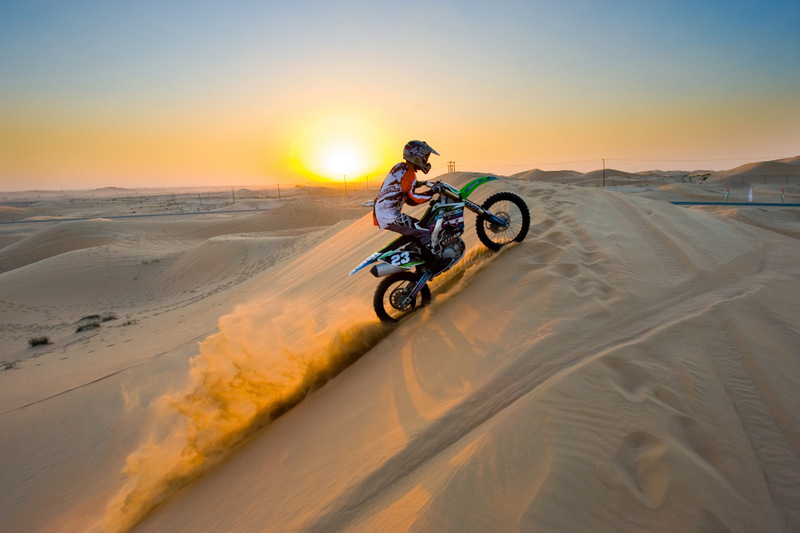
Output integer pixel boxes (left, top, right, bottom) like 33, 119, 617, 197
714, 155, 800, 180
510, 169, 583, 181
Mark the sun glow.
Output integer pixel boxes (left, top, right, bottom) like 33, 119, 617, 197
319, 142, 365, 177
289, 115, 392, 181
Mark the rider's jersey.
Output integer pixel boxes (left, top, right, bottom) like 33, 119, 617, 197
373, 162, 432, 228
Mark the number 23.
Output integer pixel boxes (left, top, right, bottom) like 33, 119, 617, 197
390, 251, 410, 266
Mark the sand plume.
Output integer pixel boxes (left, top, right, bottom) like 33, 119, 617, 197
103, 297, 390, 532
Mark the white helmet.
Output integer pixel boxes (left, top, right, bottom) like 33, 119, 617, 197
403, 140, 439, 174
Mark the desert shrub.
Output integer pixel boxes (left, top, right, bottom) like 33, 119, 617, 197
76, 322, 100, 333
28, 336, 50, 347
101, 312, 118, 322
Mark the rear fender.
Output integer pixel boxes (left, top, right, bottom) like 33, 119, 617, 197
350, 252, 381, 275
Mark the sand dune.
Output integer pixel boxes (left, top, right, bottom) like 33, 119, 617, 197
715, 156, 800, 180
510, 169, 583, 181
1, 170, 799, 532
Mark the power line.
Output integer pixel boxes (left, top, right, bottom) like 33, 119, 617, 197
607, 156, 791, 162
452, 159, 602, 169
436, 154, 793, 171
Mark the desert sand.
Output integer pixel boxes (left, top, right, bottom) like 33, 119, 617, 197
1, 160, 799, 532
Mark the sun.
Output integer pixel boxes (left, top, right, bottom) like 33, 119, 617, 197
289, 115, 392, 181
318, 141, 365, 177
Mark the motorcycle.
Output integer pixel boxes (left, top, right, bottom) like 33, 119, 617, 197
350, 176, 530, 322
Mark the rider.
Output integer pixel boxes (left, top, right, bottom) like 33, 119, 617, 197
373, 140, 443, 271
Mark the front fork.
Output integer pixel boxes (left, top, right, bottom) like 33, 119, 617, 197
400, 269, 433, 308
465, 198, 508, 227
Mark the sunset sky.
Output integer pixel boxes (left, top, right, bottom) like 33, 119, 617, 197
1, 0, 798, 190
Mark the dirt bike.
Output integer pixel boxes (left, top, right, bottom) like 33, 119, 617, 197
350, 176, 530, 322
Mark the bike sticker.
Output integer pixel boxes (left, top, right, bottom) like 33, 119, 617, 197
390, 251, 411, 266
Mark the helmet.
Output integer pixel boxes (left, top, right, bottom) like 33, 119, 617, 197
403, 140, 439, 174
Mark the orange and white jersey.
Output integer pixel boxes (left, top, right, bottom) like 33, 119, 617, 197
373, 162, 432, 228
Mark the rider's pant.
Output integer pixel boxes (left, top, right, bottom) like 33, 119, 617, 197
384, 213, 431, 247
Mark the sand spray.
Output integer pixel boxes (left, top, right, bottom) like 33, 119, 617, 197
103, 297, 391, 532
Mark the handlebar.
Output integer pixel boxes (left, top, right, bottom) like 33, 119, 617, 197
425, 180, 458, 199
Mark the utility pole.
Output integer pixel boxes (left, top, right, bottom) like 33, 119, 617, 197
602, 159, 606, 187
447, 161, 456, 173
343, 174, 347, 195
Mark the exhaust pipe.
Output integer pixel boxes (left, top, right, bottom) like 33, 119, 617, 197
370, 263, 406, 277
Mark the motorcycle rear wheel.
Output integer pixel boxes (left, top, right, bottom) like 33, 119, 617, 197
373, 271, 432, 323
476, 192, 530, 251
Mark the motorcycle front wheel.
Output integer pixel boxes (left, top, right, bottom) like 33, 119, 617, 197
476, 192, 531, 251
373, 271, 432, 323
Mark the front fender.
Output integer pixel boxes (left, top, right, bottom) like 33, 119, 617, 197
459, 176, 498, 199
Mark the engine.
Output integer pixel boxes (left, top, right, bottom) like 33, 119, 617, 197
434, 227, 465, 269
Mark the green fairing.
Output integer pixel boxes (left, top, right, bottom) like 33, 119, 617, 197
459, 176, 498, 198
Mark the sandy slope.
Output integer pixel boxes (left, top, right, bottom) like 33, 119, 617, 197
0, 196, 370, 532
1, 175, 799, 533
